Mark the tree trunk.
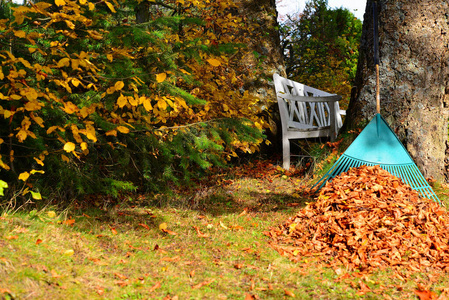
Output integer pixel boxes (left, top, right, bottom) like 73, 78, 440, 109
345, 0, 449, 182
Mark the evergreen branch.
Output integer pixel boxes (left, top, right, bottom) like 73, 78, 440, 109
154, 118, 227, 131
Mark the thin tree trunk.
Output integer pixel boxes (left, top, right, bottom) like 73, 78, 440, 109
345, 0, 449, 182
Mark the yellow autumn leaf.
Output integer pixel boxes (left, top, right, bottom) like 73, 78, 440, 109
159, 223, 167, 231
30, 169, 45, 175
71, 59, 80, 70
80, 142, 88, 151
24, 101, 41, 111
57, 57, 70, 68
34, 157, 44, 166
47, 211, 56, 218
79, 0, 86, 4
65, 20, 75, 30
19, 172, 30, 181
143, 98, 152, 111
30, 191, 42, 200
62, 102, 78, 114
105, 130, 117, 136
105, 1, 116, 12
88, 2, 95, 10
85, 125, 97, 142
71, 78, 81, 87
16, 129, 27, 142
156, 73, 167, 83
114, 81, 124, 91
55, 0, 65, 5
206, 58, 221, 67
63, 142, 76, 152
14, 30, 26, 38
128, 96, 138, 106
157, 99, 167, 110
117, 94, 127, 108
107, 54, 113, 62
116, 126, 129, 134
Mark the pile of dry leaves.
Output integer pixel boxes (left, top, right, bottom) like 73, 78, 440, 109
266, 165, 449, 273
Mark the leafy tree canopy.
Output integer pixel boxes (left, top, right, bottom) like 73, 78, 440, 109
280, 0, 362, 104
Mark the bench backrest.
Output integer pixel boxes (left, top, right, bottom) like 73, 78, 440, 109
273, 74, 339, 132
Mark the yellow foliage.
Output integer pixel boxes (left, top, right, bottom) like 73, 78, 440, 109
63, 142, 76, 153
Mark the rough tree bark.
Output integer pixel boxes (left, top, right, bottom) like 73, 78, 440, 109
234, 0, 286, 149
345, 0, 449, 182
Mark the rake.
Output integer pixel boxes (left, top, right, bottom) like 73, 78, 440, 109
312, 2, 440, 204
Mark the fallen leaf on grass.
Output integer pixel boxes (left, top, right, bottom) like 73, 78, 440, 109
161, 229, 178, 235
114, 272, 128, 280
110, 227, 118, 235
51, 269, 61, 278
160, 256, 180, 262
192, 279, 215, 289
5, 235, 18, 240
193, 226, 209, 238
357, 280, 371, 295
36, 239, 42, 245
115, 280, 128, 287
149, 281, 161, 293
234, 263, 244, 269
0, 288, 13, 295
62, 219, 75, 226
414, 288, 438, 300
284, 289, 295, 297
244, 293, 255, 300
139, 223, 149, 230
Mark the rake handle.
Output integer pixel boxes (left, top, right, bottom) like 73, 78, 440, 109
373, 2, 380, 114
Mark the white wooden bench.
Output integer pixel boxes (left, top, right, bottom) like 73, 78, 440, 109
273, 74, 346, 169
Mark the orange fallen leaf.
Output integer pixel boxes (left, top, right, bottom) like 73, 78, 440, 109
244, 293, 255, 300
161, 229, 177, 235
114, 272, 128, 280
51, 269, 61, 278
414, 289, 438, 300
110, 227, 118, 235
239, 208, 248, 216
149, 281, 161, 293
0, 288, 12, 294
357, 280, 371, 295
234, 263, 244, 269
62, 219, 75, 226
284, 289, 295, 297
192, 279, 215, 289
139, 223, 149, 230
36, 239, 43, 245
115, 280, 128, 287
5, 235, 18, 240
160, 256, 180, 262
193, 226, 209, 238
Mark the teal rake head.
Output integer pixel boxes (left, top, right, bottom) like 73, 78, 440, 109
313, 114, 441, 204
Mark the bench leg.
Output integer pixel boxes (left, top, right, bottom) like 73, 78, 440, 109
282, 137, 290, 170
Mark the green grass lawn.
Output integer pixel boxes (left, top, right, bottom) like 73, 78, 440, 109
1, 159, 448, 299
